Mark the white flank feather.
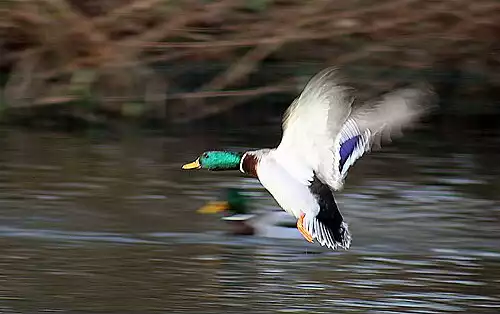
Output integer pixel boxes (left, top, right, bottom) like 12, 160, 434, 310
255, 151, 320, 219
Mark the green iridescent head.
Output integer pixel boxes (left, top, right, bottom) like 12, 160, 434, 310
182, 151, 243, 171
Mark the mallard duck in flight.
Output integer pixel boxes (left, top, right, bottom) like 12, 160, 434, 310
182, 67, 434, 250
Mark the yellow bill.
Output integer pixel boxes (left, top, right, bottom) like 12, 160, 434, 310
197, 201, 230, 214
182, 158, 201, 169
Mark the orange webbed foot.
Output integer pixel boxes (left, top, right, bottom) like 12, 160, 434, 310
297, 213, 314, 243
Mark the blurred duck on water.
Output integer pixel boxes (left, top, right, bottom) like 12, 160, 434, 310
197, 188, 303, 239
183, 67, 434, 251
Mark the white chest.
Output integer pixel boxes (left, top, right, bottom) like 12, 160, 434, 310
255, 155, 320, 219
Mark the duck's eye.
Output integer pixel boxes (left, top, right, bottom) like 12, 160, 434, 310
202, 153, 209, 159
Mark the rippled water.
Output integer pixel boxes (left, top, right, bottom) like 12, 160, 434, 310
0, 125, 499, 313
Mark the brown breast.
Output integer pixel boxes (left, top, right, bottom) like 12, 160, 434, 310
240, 153, 258, 177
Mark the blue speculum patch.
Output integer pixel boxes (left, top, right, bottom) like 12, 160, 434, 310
339, 135, 360, 171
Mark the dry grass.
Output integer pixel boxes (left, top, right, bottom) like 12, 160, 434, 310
1, 0, 499, 122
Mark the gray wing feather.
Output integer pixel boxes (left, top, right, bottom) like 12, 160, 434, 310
336, 85, 436, 181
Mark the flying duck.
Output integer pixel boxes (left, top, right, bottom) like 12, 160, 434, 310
182, 67, 434, 250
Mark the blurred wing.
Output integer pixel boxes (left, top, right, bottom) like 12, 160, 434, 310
335, 86, 436, 182
275, 67, 354, 189
276, 66, 435, 190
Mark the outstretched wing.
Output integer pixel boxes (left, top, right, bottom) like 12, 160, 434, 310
275, 67, 354, 188
275, 67, 435, 190
335, 86, 435, 182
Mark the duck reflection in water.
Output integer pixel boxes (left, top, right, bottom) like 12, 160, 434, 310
197, 188, 299, 237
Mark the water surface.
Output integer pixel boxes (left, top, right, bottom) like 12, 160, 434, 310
0, 125, 499, 313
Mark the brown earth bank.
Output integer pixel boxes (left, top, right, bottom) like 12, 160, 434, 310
1, 0, 499, 128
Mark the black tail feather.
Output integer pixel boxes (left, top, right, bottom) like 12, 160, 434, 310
307, 176, 352, 249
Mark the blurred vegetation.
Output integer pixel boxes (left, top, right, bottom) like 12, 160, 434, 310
1, 0, 499, 127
